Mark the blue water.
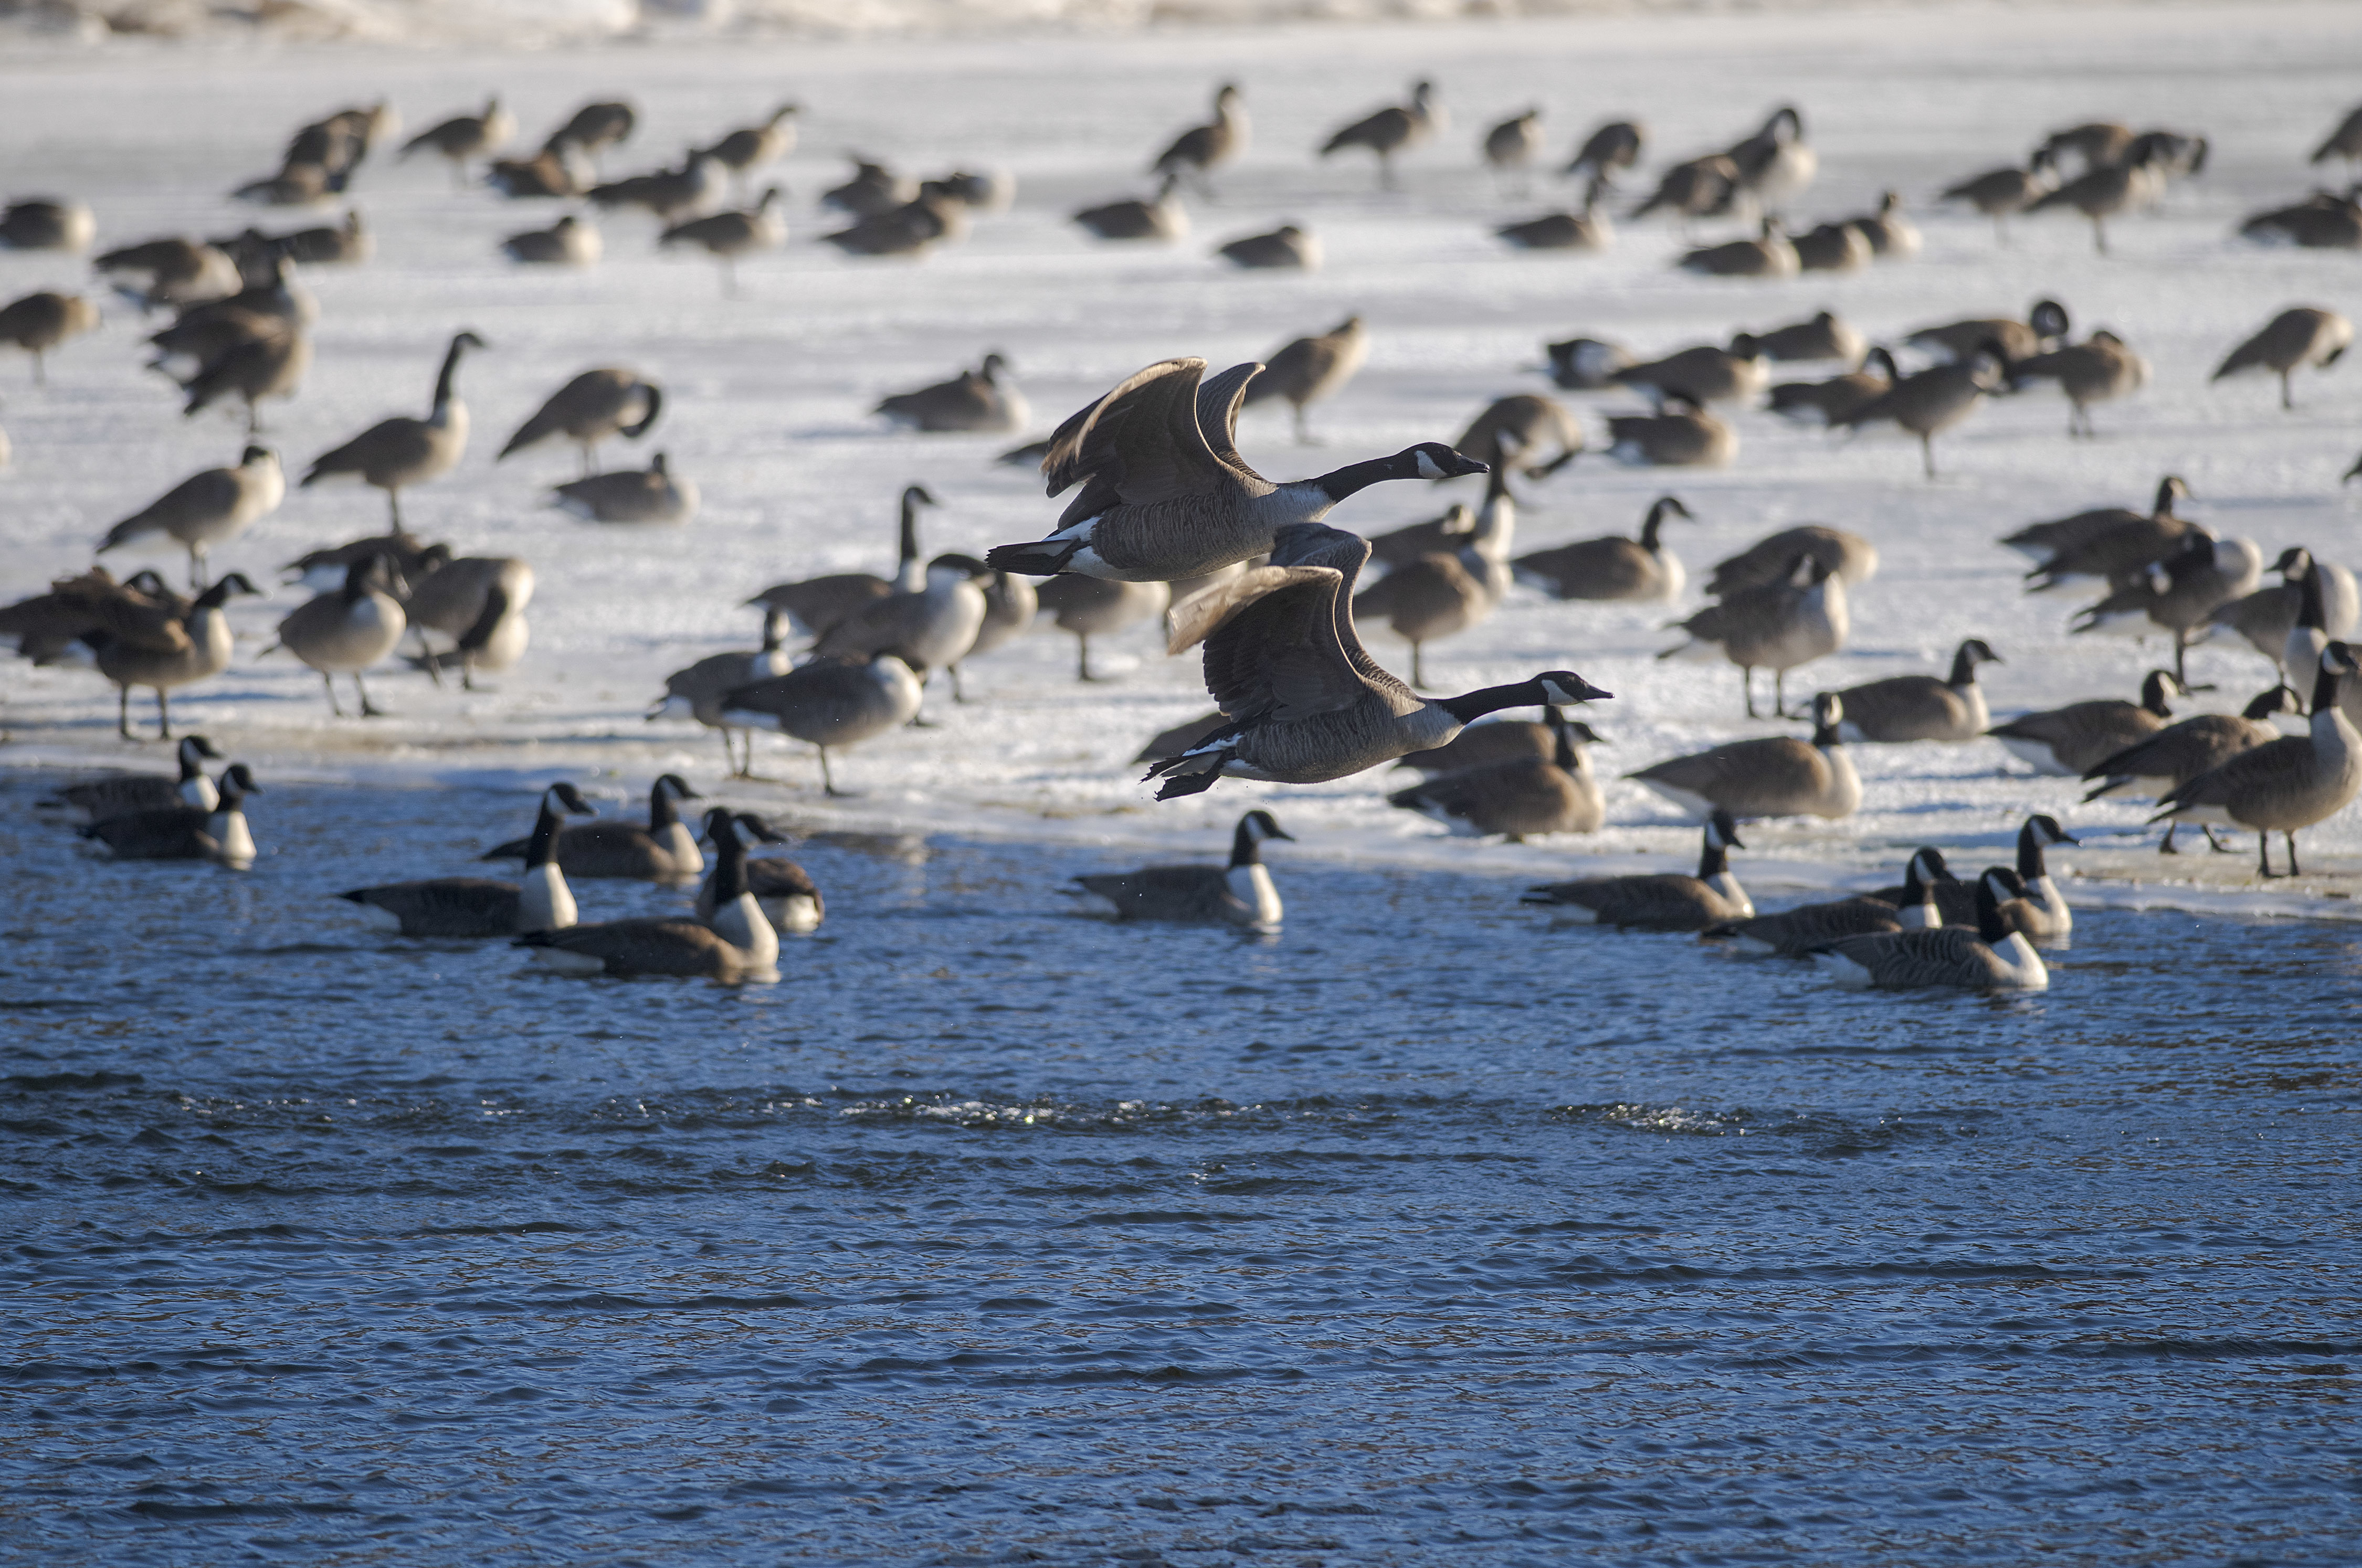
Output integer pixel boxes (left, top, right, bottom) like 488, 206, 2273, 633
4, 770, 2359, 1566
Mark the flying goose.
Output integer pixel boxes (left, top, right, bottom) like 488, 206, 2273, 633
1811, 868, 2047, 992
1661, 553, 1848, 718
1072, 175, 1188, 242
1868, 846, 1969, 927
1616, 337, 1769, 407
49, 735, 224, 821
481, 774, 703, 883
1072, 809, 1293, 930
1829, 639, 2000, 743
1705, 528, 1876, 599
1319, 79, 1441, 190
403, 550, 532, 689
1833, 346, 2004, 479
1937, 151, 2057, 243
1153, 83, 1249, 195
1453, 395, 1584, 474
2239, 190, 2362, 250
588, 153, 725, 223
1495, 179, 1613, 251
1905, 299, 2070, 365
651, 609, 795, 776
814, 553, 992, 707
2070, 530, 2263, 682
1241, 316, 1371, 445
1217, 224, 1321, 270
1482, 109, 1545, 194
2005, 474, 2191, 576
1631, 154, 1740, 227
81, 763, 261, 870
1768, 347, 1897, 426
2009, 329, 2149, 438
877, 354, 1029, 434
1985, 669, 2187, 775
99, 446, 283, 588
302, 330, 485, 528
1846, 190, 1920, 257
1520, 811, 1749, 930
1148, 522, 1608, 798
2028, 142, 2167, 255
984, 353, 1482, 583
2211, 307, 2352, 410
1563, 120, 1643, 184
1722, 105, 1816, 217
273, 555, 406, 717
2150, 642, 2361, 878
552, 451, 698, 525
1630, 692, 1862, 822
720, 653, 924, 795
823, 157, 918, 219
1754, 311, 1865, 365
750, 484, 936, 639
1677, 219, 1800, 278
1789, 220, 1872, 273
0, 197, 95, 252
93, 573, 261, 741
2082, 688, 2294, 851
1604, 395, 1735, 468
501, 367, 661, 476
1387, 707, 1604, 840
701, 103, 798, 191
399, 98, 514, 185
339, 782, 596, 938
658, 187, 785, 296
502, 213, 602, 266
0, 290, 100, 385
1035, 575, 1168, 682
696, 811, 824, 935
1514, 495, 1690, 603
96, 238, 242, 314
1352, 455, 1516, 686
1544, 335, 1635, 390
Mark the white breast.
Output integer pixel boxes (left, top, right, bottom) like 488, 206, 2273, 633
1227, 863, 1283, 928
208, 809, 256, 871
520, 862, 576, 932
710, 891, 779, 970
660, 821, 704, 878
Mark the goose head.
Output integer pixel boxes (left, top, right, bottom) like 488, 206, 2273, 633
1727, 332, 1765, 364
540, 781, 597, 821
448, 329, 489, 357
655, 773, 701, 805
1864, 346, 1900, 381
217, 762, 261, 804
2243, 685, 2296, 722
926, 552, 995, 589
978, 352, 1009, 382
1238, 809, 1293, 847
2024, 813, 2078, 850
195, 571, 263, 611
1954, 638, 2002, 674
239, 443, 278, 470
1402, 442, 1489, 483
2028, 298, 2072, 341
1705, 808, 1744, 852
735, 811, 792, 845
178, 735, 224, 769
1808, 692, 1846, 744
2137, 669, 2190, 715
2271, 545, 2313, 579
1215, 82, 1243, 112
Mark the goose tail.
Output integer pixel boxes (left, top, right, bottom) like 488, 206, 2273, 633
984, 539, 1080, 576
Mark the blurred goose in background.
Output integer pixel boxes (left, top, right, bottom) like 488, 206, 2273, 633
1616, 337, 1769, 407
2210, 306, 2350, 410
238, 209, 370, 265
1629, 693, 1861, 822
1153, 82, 1249, 196
1833, 346, 2004, 479
2070, 529, 2263, 682
877, 354, 1029, 433
701, 103, 798, 194
1, 566, 189, 670
1353, 454, 1516, 687
1217, 224, 1320, 270
2029, 141, 2167, 255
1391, 706, 1594, 775
814, 553, 992, 710
1986, 669, 2187, 775
1906, 298, 2070, 365
93, 573, 260, 741
651, 609, 794, 776
1812, 868, 2047, 991
0, 197, 96, 252
698, 811, 824, 936
2239, 190, 2362, 249
1073, 175, 1188, 241
2206, 548, 2360, 688
1453, 394, 1583, 473
1767, 347, 1896, 426
1828, 639, 2001, 743
1661, 552, 1847, 717
486, 145, 592, 199
824, 157, 918, 219
502, 213, 602, 266
2038, 122, 2133, 173
1365, 503, 1476, 574
1631, 153, 1739, 228
400, 98, 515, 187
1790, 220, 1872, 273
823, 187, 969, 257
80, 762, 260, 870
946, 567, 1035, 699
1521, 811, 1749, 929
1072, 809, 1293, 930
1495, 178, 1612, 251
99, 446, 282, 588
1846, 190, 1920, 256
501, 367, 661, 475
2149, 642, 2361, 878
749, 484, 936, 639
1678, 218, 1799, 277
1562, 119, 1643, 185
2010, 475, 2194, 588
302, 330, 484, 527
589, 152, 725, 224
1605, 395, 1734, 468
96, 237, 241, 313
721, 653, 924, 796
1721, 105, 1816, 218
1938, 150, 2057, 243
1388, 706, 1604, 839
545, 100, 637, 164
339, 782, 597, 938
1707, 525, 1878, 597
1036, 576, 1167, 682
482, 774, 702, 882
659, 187, 786, 296
553, 451, 698, 524
1514, 495, 1690, 603
1544, 335, 1634, 390
402, 548, 533, 689
1483, 109, 1545, 195
1706, 864, 1925, 958
2311, 103, 2362, 169
1320, 79, 1442, 190
2010, 328, 2149, 437
274, 556, 406, 717
2082, 688, 2292, 851
0, 290, 101, 384
48, 735, 224, 820
1754, 311, 1865, 364
1241, 315, 1369, 444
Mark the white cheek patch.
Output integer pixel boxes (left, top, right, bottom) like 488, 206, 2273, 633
1415, 450, 1445, 480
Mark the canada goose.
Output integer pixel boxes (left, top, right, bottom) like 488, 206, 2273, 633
488, 146, 591, 199
0, 290, 100, 384
1616, 337, 1769, 407
1790, 220, 1872, 273
1496, 177, 1615, 252
1938, 151, 2057, 243
0, 197, 95, 252
932, 168, 1016, 211
1036, 575, 1167, 683
2038, 122, 2133, 173
1073, 176, 1188, 242
403, 551, 532, 689
1, 566, 189, 668
1148, 522, 1608, 797
1388, 707, 1604, 840
823, 158, 918, 219
2126, 128, 2209, 180
1811, 868, 2047, 992
2211, 307, 2352, 410
1153, 83, 1249, 195
1073, 809, 1293, 930
99, 447, 282, 588
2312, 104, 2362, 168
340, 782, 597, 938
400, 98, 515, 187
1135, 711, 1235, 764
588, 153, 725, 224
1905, 298, 2071, 365
1678, 219, 1800, 278
1242, 316, 1370, 444
95, 238, 241, 313
1563, 120, 1643, 184
701, 103, 797, 192
1753, 311, 1865, 365
695, 811, 824, 936
1630, 692, 1862, 823
821, 187, 969, 258
281, 530, 440, 595
942, 567, 1035, 700
551, 451, 698, 525
1706, 526, 1878, 599
482, 774, 702, 882
1706, 865, 1927, 957
1869, 845, 1971, 927
2009, 329, 2149, 438
160, 258, 315, 368
650, 610, 794, 776
1365, 504, 1475, 575
1320, 79, 1442, 190
1662, 553, 1848, 718
302, 330, 485, 528
673, 812, 785, 970
750, 484, 936, 640
1722, 106, 1816, 217
1846, 190, 1920, 257
259, 209, 370, 265
721, 653, 924, 796
274, 555, 406, 717
1514, 495, 1690, 602
80, 762, 261, 870
1217, 224, 1320, 270
2207, 548, 2360, 686
2082, 687, 2291, 851
502, 213, 602, 266
49, 736, 225, 821
877, 354, 1029, 434
659, 187, 785, 296
2005, 474, 2192, 577
1521, 811, 1749, 929
1453, 395, 1583, 475
1482, 108, 1545, 196
1543, 335, 1635, 390
517, 910, 775, 983
1833, 346, 2004, 479
501, 366, 660, 476
2029, 142, 2166, 255
172, 316, 310, 435
1986, 669, 2187, 775
986, 354, 1483, 584
2071, 530, 2263, 682
546, 100, 637, 161
1604, 395, 1736, 468
1352, 457, 1515, 687
92, 573, 260, 741
2239, 189, 2362, 250
1630, 154, 1739, 226
1830, 639, 2001, 742
814, 553, 992, 704
1768, 347, 1897, 426
2150, 643, 2361, 878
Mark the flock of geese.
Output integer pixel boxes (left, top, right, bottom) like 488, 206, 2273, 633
7, 72, 2362, 990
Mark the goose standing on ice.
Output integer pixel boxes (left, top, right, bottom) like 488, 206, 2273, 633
589, 153, 726, 224
2210, 307, 2351, 411
99, 446, 283, 588
0, 290, 101, 385
721, 654, 925, 796
1520, 811, 1749, 930
1242, 316, 1372, 444
1660, 552, 1848, 718
1937, 150, 2056, 244
49, 735, 224, 821
402, 549, 533, 688
1767, 348, 1896, 427
552, 451, 698, 525
502, 214, 602, 267
480, 774, 703, 883
1615, 337, 1770, 407
500, 366, 661, 476
1604, 395, 1735, 468
2069, 529, 2262, 683
2010, 328, 2149, 438
1072, 809, 1294, 930
814, 553, 992, 708
1482, 109, 1545, 195
697, 810, 824, 936
1319, 79, 1442, 190
876, 354, 1029, 433
701, 104, 799, 195
273, 555, 407, 717
659, 187, 786, 296
400, 98, 515, 187
1562, 119, 1643, 186
302, 330, 485, 528
1494, 179, 1613, 252
2207, 548, 2361, 687
1387, 707, 1605, 839
1827, 639, 2001, 743
94, 573, 261, 741
338, 782, 597, 937
1152, 82, 1249, 196
1834, 346, 2005, 479
1790, 220, 1872, 273
1072, 175, 1188, 241
1352, 453, 1516, 687
1985, 669, 2187, 776
1514, 495, 1691, 603
1628, 693, 1861, 823
2081, 686, 2294, 852
748, 484, 936, 641
81, 763, 261, 870
2149, 642, 2361, 879
1678, 219, 1800, 278
1216, 224, 1321, 270
1811, 868, 2047, 991
651, 609, 795, 776
2028, 140, 2167, 255
1035, 576, 1168, 683
1754, 311, 1867, 365
0, 197, 96, 252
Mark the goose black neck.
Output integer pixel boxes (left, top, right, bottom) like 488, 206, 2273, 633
1947, 643, 1980, 686
1227, 820, 1263, 869
1975, 879, 2010, 944
1811, 715, 1843, 747
193, 579, 239, 613
897, 493, 922, 565
761, 610, 785, 652
1639, 504, 1669, 552
709, 821, 749, 902
433, 337, 470, 407
1549, 712, 1577, 770
2153, 476, 2182, 518
649, 779, 680, 831
2311, 656, 2346, 718
526, 794, 568, 869
1437, 679, 1559, 725
2300, 563, 2326, 630
175, 745, 204, 782
1313, 454, 1419, 504
458, 587, 510, 653
2016, 822, 2047, 882
2140, 674, 2175, 717
1696, 836, 1728, 881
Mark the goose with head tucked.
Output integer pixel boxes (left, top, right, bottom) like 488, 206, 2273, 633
1217, 224, 1321, 270
1146, 522, 1608, 798
1521, 811, 1749, 930
1660, 553, 1847, 718
480, 774, 702, 883
1072, 809, 1293, 930
81, 763, 260, 870
275, 556, 405, 717
1495, 178, 1612, 251
1707, 527, 1879, 599
2082, 687, 2293, 852
720, 653, 924, 796
552, 451, 698, 525
2070, 529, 2263, 683
1754, 311, 1867, 365
500, 367, 661, 476
1072, 174, 1188, 242
93, 573, 262, 741
1629, 693, 1861, 822
1828, 639, 2001, 743
49, 735, 224, 822
2210, 307, 2351, 411
1986, 669, 2187, 776
338, 782, 597, 937
1790, 220, 1872, 273
983, 354, 1483, 584
1544, 335, 1635, 390
1768, 347, 1896, 426
502, 213, 602, 267
1514, 495, 1690, 603
1387, 707, 1604, 840
2009, 328, 2149, 439
1678, 218, 1799, 278
302, 330, 485, 528
2149, 642, 2362, 879
1811, 867, 2047, 991
876, 354, 1029, 434
651, 609, 796, 776
1905, 298, 2070, 365
697, 811, 824, 936
1, 197, 95, 252
402, 549, 533, 690
1938, 150, 2057, 245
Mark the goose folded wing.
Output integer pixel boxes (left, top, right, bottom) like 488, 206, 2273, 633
2156, 735, 2304, 810
724, 664, 883, 729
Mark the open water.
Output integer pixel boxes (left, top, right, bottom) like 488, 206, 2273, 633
3, 769, 2359, 1565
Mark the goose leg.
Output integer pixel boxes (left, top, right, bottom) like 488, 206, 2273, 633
245, 395, 264, 437
2286, 832, 2302, 878
416, 629, 445, 688
154, 688, 171, 741
1741, 666, 1758, 721
117, 685, 133, 740
2159, 822, 2178, 854
1920, 431, 1937, 480
2092, 216, 2108, 257
2172, 631, 2188, 686
460, 654, 478, 693
2281, 369, 2295, 412
355, 673, 386, 718
1077, 633, 1098, 683
385, 488, 404, 531
722, 258, 737, 299
819, 746, 855, 798
2257, 832, 2275, 879
721, 726, 740, 777
1411, 642, 1427, 690
188, 545, 207, 590
1293, 402, 1313, 446
322, 671, 346, 718
2202, 825, 2228, 852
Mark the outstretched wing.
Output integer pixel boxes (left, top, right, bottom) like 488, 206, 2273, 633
1040, 358, 1232, 517
1194, 361, 1264, 482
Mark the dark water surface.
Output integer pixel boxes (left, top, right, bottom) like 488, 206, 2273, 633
4, 771, 2359, 1566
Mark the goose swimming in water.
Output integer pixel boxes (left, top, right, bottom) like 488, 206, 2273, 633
1990, 814, 2076, 941
338, 781, 596, 937
480, 774, 702, 883
1072, 809, 1293, 930
80, 763, 260, 870
1810, 868, 2048, 991
1521, 811, 1750, 930
695, 811, 824, 936
48, 735, 224, 821
518, 824, 777, 984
